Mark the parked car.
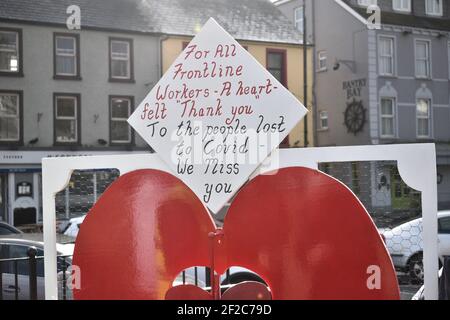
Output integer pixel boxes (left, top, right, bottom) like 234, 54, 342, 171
59, 215, 86, 238
381, 210, 450, 283
0, 222, 22, 235
412, 256, 450, 300
411, 269, 441, 300
0, 234, 74, 300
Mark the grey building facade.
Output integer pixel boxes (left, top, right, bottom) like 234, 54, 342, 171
0, 0, 164, 226
0, 21, 160, 225
0, 0, 304, 227
276, 0, 450, 212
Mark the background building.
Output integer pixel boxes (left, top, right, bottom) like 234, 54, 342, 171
158, 0, 314, 149
276, 0, 450, 212
0, 0, 310, 227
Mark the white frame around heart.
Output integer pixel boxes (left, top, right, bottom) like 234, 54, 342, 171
42, 143, 438, 300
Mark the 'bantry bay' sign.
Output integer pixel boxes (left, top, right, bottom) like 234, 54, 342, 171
128, 18, 307, 213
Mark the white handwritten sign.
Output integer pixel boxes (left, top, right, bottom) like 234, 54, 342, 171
128, 18, 307, 213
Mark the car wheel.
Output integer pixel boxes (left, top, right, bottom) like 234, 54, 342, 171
408, 253, 424, 285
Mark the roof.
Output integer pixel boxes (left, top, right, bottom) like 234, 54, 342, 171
0, 0, 159, 34
145, 0, 303, 44
343, 1, 450, 32
0, 0, 303, 44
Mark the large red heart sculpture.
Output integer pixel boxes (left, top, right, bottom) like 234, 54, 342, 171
72, 167, 400, 300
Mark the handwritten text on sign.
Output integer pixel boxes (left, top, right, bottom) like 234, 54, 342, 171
128, 18, 307, 213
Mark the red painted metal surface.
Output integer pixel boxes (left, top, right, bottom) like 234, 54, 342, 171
165, 285, 213, 300
219, 167, 400, 300
72, 169, 215, 300
73, 167, 400, 300
221, 282, 272, 300
165, 282, 271, 300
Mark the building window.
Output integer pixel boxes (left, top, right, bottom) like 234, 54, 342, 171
393, 0, 411, 12
415, 40, 431, 79
54, 33, 80, 78
416, 98, 431, 138
0, 91, 22, 143
319, 111, 328, 130
110, 96, 133, 145
380, 98, 396, 137
109, 38, 133, 81
54, 94, 80, 144
358, 0, 377, 6
425, 0, 443, 16
266, 49, 287, 87
0, 29, 22, 75
294, 6, 304, 33
318, 51, 327, 71
378, 36, 395, 76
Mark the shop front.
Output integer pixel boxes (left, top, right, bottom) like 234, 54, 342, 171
0, 150, 147, 227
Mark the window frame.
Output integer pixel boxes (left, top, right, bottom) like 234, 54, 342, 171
0, 90, 23, 146
319, 110, 329, 130
416, 98, 432, 139
266, 48, 287, 88
109, 37, 134, 83
392, 0, 411, 12
380, 97, 396, 138
318, 50, 327, 72
53, 93, 81, 146
378, 35, 396, 77
109, 95, 134, 146
415, 39, 432, 79
53, 33, 81, 80
438, 217, 450, 234
266, 49, 288, 147
294, 6, 304, 33
425, 0, 443, 16
0, 28, 23, 77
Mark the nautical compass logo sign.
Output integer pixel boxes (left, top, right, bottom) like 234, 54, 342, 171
344, 99, 366, 135
128, 18, 307, 213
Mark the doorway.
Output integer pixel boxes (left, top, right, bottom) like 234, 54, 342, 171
13, 207, 37, 226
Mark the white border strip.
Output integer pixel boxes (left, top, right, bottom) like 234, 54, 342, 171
43, 144, 438, 300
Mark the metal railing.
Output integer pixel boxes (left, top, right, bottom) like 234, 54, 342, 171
0, 247, 72, 300
179, 267, 218, 288
1, 251, 244, 300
